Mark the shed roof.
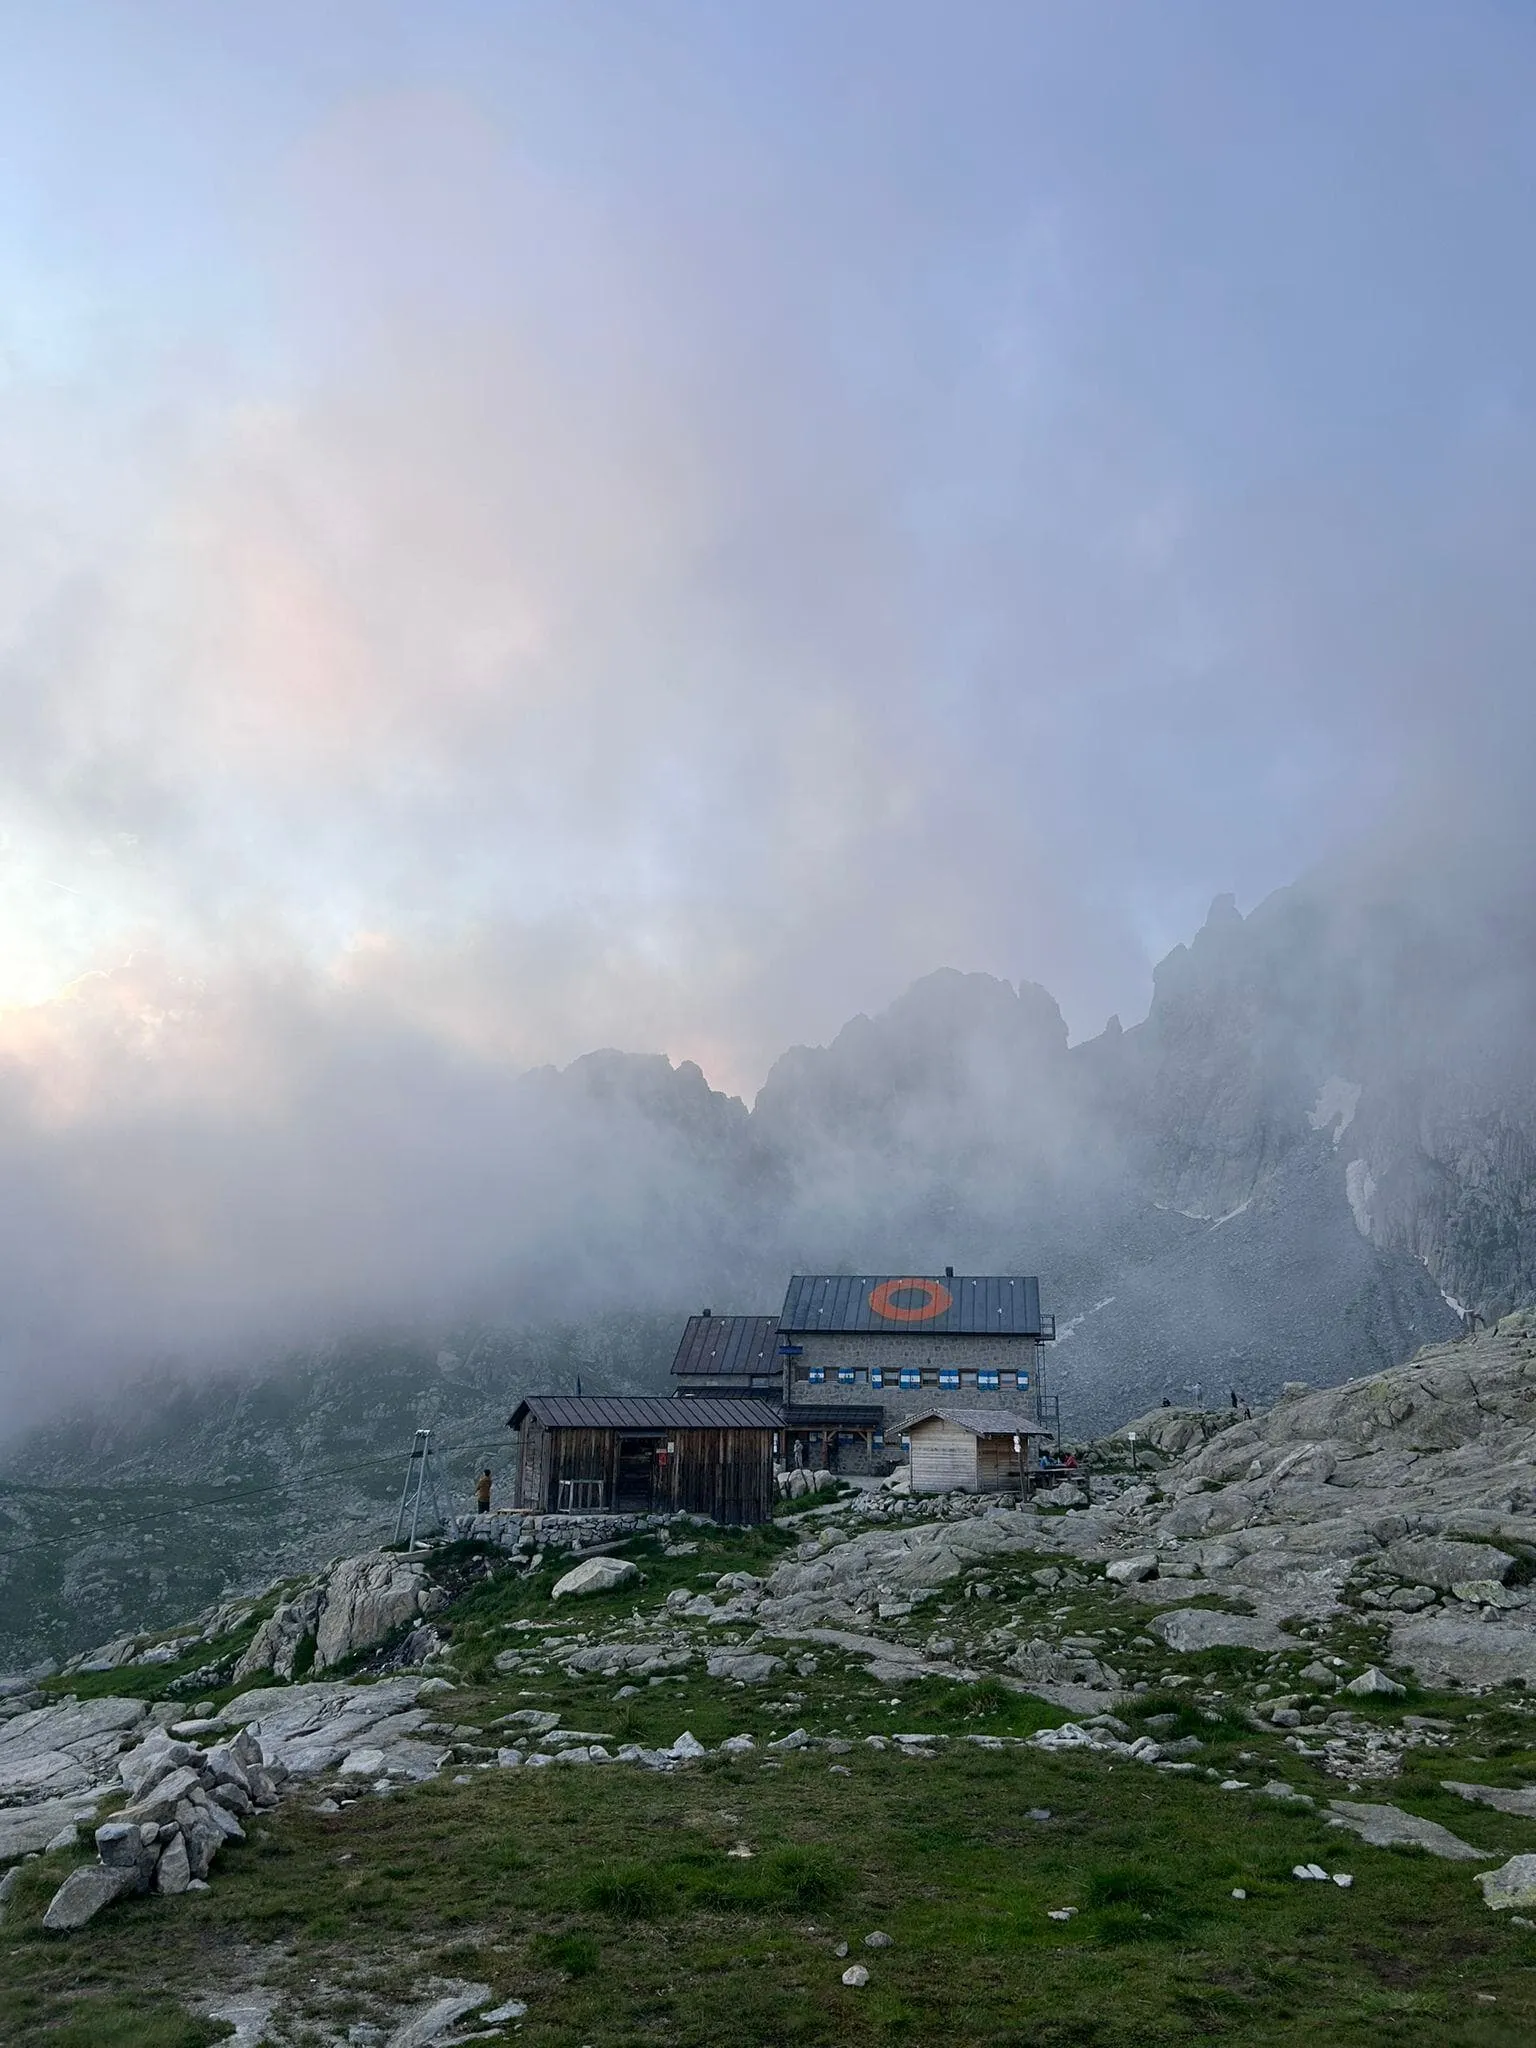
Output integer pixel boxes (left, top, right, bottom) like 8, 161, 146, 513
671, 1314, 781, 1379
779, 1274, 1042, 1336
901, 1407, 1049, 1437
508, 1394, 779, 1432
781, 1403, 886, 1430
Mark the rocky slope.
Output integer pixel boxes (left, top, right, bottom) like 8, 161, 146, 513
1052, 1309, 1536, 1690
0, 1316, 676, 1674
7, 1314, 1536, 2041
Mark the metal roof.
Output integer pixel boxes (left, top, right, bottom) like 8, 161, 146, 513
900, 1407, 1049, 1436
671, 1314, 781, 1379
508, 1395, 779, 1432
778, 1274, 1043, 1337
780, 1403, 886, 1429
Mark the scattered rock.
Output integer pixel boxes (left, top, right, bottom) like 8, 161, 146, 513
42, 1862, 142, 1930
1443, 1780, 1536, 1818
1388, 1617, 1536, 1691
1380, 1539, 1515, 1592
841, 1964, 870, 1987
1105, 1555, 1158, 1586
94, 1820, 147, 1869
383, 1983, 493, 2048
155, 1832, 191, 1895
1342, 1666, 1404, 1698
1326, 1801, 1488, 1860
705, 1652, 785, 1684
1150, 1609, 1289, 1654
550, 1558, 640, 1601
1476, 1856, 1536, 1913
864, 1930, 893, 1948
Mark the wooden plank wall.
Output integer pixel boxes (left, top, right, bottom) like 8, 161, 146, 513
511, 1425, 773, 1522
910, 1420, 979, 1494
514, 1421, 547, 1509
548, 1428, 619, 1506
672, 1427, 774, 1524
976, 1436, 1028, 1494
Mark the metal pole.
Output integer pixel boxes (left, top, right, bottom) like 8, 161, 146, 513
408, 1428, 431, 1549
393, 1430, 425, 1545
425, 1439, 444, 1535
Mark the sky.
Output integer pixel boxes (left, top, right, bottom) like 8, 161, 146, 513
0, 3, 1534, 1419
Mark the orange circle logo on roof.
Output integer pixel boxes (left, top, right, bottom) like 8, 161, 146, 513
869, 1277, 953, 1323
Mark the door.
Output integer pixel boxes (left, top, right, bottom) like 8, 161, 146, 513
615, 1435, 662, 1512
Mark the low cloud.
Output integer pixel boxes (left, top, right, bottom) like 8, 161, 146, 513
0, 9, 1533, 1424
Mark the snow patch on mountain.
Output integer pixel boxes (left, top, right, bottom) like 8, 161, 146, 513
1308, 1077, 1362, 1145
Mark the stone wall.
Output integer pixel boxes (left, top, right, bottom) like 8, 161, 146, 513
448, 1509, 704, 1553
787, 1331, 1040, 1436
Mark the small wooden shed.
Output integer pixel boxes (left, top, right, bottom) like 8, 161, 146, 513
902, 1407, 1048, 1496
507, 1394, 776, 1524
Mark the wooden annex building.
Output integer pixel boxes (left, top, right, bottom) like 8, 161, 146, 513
507, 1394, 776, 1524
903, 1408, 1048, 1496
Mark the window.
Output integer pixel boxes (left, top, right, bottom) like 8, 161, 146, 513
807, 1366, 825, 1385
873, 1432, 885, 1448
837, 1367, 858, 1385
1013, 1370, 1031, 1391
938, 1368, 960, 1390
869, 1367, 884, 1388
978, 1370, 1000, 1391
899, 1367, 921, 1389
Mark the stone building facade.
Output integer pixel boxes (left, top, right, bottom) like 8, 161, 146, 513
776, 1273, 1053, 1471
668, 1272, 1056, 1476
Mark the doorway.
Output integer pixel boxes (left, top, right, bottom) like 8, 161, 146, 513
615, 1435, 663, 1512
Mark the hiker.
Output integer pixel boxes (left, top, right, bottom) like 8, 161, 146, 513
475, 1468, 492, 1513
1161, 1396, 1171, 1407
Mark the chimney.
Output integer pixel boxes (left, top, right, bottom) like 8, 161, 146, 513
945, 1266, 954, 1279
702, 1308, 711, 1317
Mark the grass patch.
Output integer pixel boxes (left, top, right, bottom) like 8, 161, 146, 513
532, 1930, 601, 1978
7, 1729, 1536, 2046
7, 1998, 226, 2048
